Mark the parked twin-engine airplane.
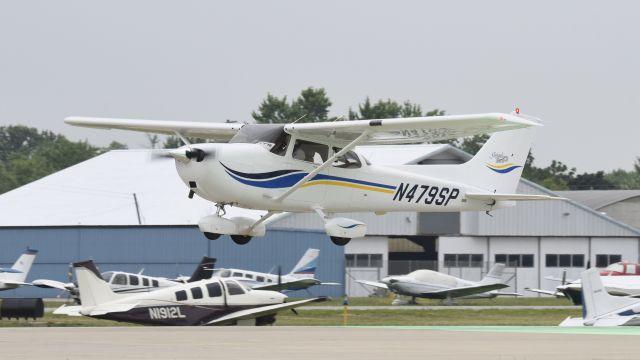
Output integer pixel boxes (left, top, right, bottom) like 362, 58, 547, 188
0, 248, 38, 291
526, 261, 640, 304
34, 256, 216, 300
66, 111, 561, 246
357, 263, 519, 304
212, 248, 339, 292
55, 260, 326, 326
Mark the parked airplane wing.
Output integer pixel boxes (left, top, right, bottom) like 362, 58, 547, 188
525, 287, 564, 297
355, 280, 389, 290
253, 278, 321, 292
32, 279, 72, 291
424, 283, 509, 298
205, 297, 327, 326
1, 281, 31, 286
64, 117, 243, 141
285, 113, 540, 146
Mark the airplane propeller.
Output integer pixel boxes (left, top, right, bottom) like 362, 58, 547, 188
148, 148, 210, 162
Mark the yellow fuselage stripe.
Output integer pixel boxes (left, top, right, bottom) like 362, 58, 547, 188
301, 180, 395, 194
485, 162, 515, 169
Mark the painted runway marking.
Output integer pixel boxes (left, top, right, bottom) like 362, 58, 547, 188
354, 325, 640, 336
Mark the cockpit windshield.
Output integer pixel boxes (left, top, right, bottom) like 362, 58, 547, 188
229, 124, 290, 156
101, 271, 113, 282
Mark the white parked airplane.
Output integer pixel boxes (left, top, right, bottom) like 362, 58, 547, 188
357, 264, 519, 304
559, 268, 640, 326
212, 248, 339, 292
55, 260, 326, 326
34, 256, 216, 299
0, 248, 38, 291
66, 111, 560, 246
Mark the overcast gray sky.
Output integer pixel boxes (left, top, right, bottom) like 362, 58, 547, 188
1, 0, 638, 172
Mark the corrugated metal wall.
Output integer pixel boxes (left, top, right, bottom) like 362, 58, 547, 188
0, 226, 344, 298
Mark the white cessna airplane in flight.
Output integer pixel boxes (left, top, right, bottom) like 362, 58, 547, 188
66, 111, 559, 246
0, 248, 38, 291
55, 260, 326, 326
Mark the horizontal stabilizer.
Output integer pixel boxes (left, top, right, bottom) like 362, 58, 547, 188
53, 305, 82, 316
32, 279, 73, 291
467, 193, 566, 202
491, 292, 522, 297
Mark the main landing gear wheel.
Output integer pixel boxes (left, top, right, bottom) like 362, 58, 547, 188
204, 232, 221, 240
330, 236, 351, 246
231, 235, 252, 245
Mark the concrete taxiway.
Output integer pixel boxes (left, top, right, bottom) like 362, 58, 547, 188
1, 326, 639, 360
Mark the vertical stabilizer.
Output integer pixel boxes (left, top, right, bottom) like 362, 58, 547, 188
188, 256, 217, 282
289, 248, 319, 279
461, 126, 535, 193
74, 261, 118, 306
1, 248, 38, 283
478, 263, 505, 285
582, 268, 639, 322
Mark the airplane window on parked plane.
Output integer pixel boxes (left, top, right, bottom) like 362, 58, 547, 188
206, 282, 222, 297
627, 264, 637, 274
232, 272, 243, 277
142, 277, 149, 287
245, 274, 253, 279
102, 272, 114, 283
129, 275, 139, 286
175, 290, 188, 301
113, 274, 127, 285
152, 279, 159, 287
267, 279, 273, 283
256, 276, 265, 282
225, 280, 245, 295
191, 287, 203, 299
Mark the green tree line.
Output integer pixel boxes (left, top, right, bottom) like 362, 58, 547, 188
1, 87, 638, 194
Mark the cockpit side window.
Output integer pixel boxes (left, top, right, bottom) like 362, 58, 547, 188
224, 280, 245, 295
113, 274, 127, 285
292, 139, 328, 165
101, 272, 113, 283
332, 147, 362, 169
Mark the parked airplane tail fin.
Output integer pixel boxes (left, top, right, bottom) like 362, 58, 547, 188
289, 248, 319, 279
478, 263, 505, 285
1, 248, 38, 283
460, 124, 535, 194
74, 260, 118, 306
188, 256, 217, 282
582, 268, 638, 322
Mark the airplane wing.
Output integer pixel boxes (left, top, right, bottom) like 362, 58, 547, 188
32, 279, 74, 291
205, 297, 327, 326
355, 280, 389, 290
0, 268, 21, 273
64, 117, 243, 142
1, 281, 31, 286
424, 283, 509, 298
284, 112, 540, 146
525, 287, 564, 297
253, 279, 321, 291
466, 193, 565, 202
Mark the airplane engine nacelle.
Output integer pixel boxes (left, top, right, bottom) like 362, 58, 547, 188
324, 218, 367, 239
198, 215, 266, 237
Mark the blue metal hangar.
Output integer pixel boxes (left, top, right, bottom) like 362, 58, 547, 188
0, 150, 344, 298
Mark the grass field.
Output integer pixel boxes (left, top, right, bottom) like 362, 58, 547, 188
0, 297, 580, 327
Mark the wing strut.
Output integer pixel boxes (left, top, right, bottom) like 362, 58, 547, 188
243, 211, 278, 235
273, 131, 370, 202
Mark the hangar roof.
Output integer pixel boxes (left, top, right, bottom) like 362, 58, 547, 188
0, 150, 264, 226
555, 190, 640, 210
